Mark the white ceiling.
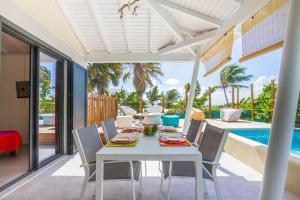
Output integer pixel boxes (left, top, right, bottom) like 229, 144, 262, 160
6, 0, 270, 63
56, 0, 241, 61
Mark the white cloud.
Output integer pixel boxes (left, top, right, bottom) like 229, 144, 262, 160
151, 79, 157, 86
163, 78, 179, 86
252, 75, 276, 96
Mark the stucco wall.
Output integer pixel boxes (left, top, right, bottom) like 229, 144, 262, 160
0, 54, 30, 144
225, 133, 300, 197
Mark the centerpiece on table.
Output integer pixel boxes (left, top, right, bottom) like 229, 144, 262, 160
143, 124, 158, 136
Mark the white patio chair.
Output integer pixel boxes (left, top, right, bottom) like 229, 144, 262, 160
161, 124, 229, 200
120, 106, 137, 116
102, 119, 148, 178
72, 125, 142, 200
220, 108, 242, 122
158, 119, 204, 188
101, 119, 119, 142
148, 105, 163, 113
116, 115, 134, 128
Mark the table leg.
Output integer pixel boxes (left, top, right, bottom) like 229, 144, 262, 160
96, 157, 104, 200
130, 161, 136, 200
195, 157, 203, 200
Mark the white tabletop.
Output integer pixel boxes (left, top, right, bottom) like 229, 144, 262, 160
97, 133, 201, 161
96, 133, 203, 200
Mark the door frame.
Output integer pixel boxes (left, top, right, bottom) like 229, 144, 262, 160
0, 16, 71, 191
34, 48, 65, 168
67, 62, 88, 155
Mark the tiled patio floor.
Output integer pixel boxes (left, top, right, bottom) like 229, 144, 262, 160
0, 153, 298, 200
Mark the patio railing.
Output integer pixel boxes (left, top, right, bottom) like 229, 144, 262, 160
87, 95, 118, 126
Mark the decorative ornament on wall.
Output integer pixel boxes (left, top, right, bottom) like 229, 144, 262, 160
16, 81, 30, 98
118, 0, 140, 19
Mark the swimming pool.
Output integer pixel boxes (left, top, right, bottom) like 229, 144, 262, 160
230, 129, 300, 156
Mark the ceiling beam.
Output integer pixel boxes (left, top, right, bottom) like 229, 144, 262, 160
156, 0, 223, 27
159, 30, 217, 55
179, 26, 198, 37
87, 0, 112, 53
201, 0, 271, 54
55, 0, 89, 55
87, 52, 194, 63
149, 11, 153, 52
144, 0, 196, 56
119, 0, 131, 53
233, 0, 244, 4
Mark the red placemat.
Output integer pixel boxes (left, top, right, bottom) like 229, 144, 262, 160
159, 139, 192, 147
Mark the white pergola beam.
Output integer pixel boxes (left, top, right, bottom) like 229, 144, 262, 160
159, 30, 217, 55
202, 0, 271, 54
144, 0, 196, 56
260, 1, 300, 199
87, 0, 112, 53
156, 0, 222, 27
87, 52, 194, 63
179, 26, 198, 37
183, 49, 201, 133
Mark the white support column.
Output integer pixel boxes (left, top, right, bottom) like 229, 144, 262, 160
259, 1, 300, 200
183, 49, 201, 134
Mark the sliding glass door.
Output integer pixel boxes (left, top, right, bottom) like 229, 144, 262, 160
38, 51, 63, 164
0, 29, 31, 189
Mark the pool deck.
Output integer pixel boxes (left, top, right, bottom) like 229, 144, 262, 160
205, 119, 271, 130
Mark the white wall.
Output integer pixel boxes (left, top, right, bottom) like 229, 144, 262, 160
0, 0, 87, 67
0, 54, 30, 144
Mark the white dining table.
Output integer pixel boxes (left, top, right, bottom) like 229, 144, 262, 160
96, 133, 203, 200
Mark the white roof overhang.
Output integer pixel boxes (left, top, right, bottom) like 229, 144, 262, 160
2, 0, 271, 64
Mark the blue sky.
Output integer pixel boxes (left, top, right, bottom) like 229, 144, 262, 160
112, 37, 283, 105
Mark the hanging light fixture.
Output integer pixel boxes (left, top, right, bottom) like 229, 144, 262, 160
118, 0, 140, 19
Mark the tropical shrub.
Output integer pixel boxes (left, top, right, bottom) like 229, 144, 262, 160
146, 86, 162, 106
164, 89, 181, 109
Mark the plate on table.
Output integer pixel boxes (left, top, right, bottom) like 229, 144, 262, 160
161, 135, 185, 144
160, 126, 178, 132
111, 136, 135, 144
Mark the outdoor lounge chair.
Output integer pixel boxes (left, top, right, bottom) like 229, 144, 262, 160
72, 125, 142, 200
147, 105, 163, 113
161, 124, 229, 200
120, 106, 137, 116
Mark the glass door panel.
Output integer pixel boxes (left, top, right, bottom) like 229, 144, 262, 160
38, 52, 60, 163
0, 31, 30, 188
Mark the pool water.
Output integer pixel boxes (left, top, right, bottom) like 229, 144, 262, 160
230, 129, 300, 156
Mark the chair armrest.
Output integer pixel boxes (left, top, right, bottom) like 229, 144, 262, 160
80, 162, 96, 167
202, 160, 220, 166
104, 161, 131, 164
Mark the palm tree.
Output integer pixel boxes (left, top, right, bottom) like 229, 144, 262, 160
219, 64, 253, 106
123, 63, 163, 112
146, 86, 161, 106
165, 89, 181, 108
184, 83, 190, 108
184, 81, 201, 108
87, 63, 123, 95
39, 66, 51, 99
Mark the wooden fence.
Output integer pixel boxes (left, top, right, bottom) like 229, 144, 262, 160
87, 95, 118, 126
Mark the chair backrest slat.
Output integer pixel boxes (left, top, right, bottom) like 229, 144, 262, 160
73, 125, 102, 165
102, 119, 118, 142
198, 124, 228, 164
186, 119, 203, 143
